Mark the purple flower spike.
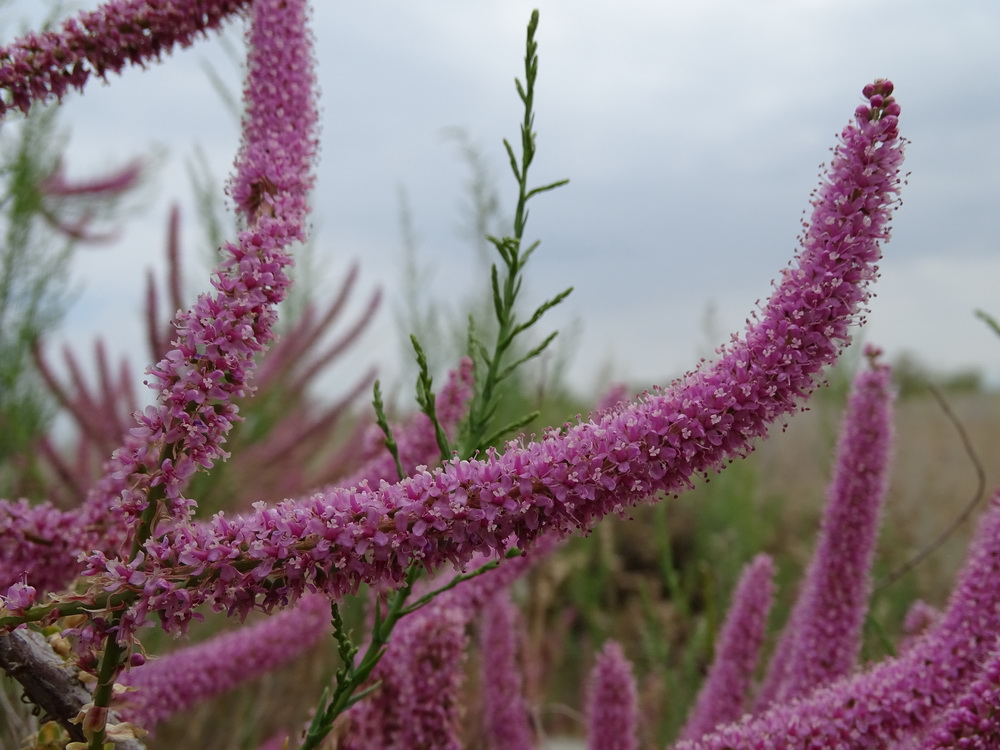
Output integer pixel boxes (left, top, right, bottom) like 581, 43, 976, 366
0, 0, 252, 118
898, 600, 941, 654
480, 591, 535, 750
586, 641, 639, 750
342, 601, 469, 750
118, 593, 330, 731
81, 0, 317, 537
679, 554, 775, 742
674, 491, 1000, 749
394, 604, 468, 750
229, 0, 318, 227
917, 642, 1000, 749
114, 79, 904, 629
757, 346, 894, 705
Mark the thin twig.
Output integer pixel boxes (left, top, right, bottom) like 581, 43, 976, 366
875, 384, 986, 592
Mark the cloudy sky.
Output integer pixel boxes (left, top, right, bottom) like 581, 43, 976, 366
5, 0, 1000, 402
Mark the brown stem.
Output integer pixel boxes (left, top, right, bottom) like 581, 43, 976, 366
0, 629, 145, 749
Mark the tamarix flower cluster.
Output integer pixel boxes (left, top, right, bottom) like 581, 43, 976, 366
2, 1, 998, 749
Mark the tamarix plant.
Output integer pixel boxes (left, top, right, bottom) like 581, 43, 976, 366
5, 1, 999, 749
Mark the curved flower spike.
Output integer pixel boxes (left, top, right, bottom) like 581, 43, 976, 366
114, 81, 904, 630
0, 0, 251, 118
81, 0, 317, 533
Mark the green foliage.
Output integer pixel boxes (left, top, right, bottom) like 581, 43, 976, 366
0, 107, 73, 497
977, 308, 1000, 339
455, 9, 571, 457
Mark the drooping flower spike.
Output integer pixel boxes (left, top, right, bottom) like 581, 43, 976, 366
77, 80, 906, 633
0, 0, 252, 118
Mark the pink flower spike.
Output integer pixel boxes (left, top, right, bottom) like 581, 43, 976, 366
229, 0, 318, 227
39, 159, 142, 197
898, 599, 941, 654
0, 0, 252, 118
82, 0, 318, 531
675, 490, 1000, 750
586, 641, 639, 750
4, 79, 905, 641
758, 347, 894, 705
341, 601, 469, 750
480, 591, 535, 750
916, 639, 1000, 749
118, 593, 330, 731
679, 554, 775, 742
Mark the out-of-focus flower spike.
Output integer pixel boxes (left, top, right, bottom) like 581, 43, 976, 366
898, 600, 941, 654
594, 382, 630, 414
675, 490, 1000, 749
586, 641, 639, 750
394, 604, 468, 750
235, 367, 374, 474
480, 590, 535, 750
144, 268, 167, 362
144, 206, 185, 362
94, 340, 130, 439
31, 341, 118, 455
283, 287, 382, 399
35, 435, 86, 508
342, 533, 557, 749
118, 593, 330, 731
39, 159, 142, 197
0, 499, 94, 592
679, 554, 775, 741
0, 0, 252, 118
256, 263, 364, 390
341, 601, 468, 750
759, 345, 894, 705
165, 205, 184, 321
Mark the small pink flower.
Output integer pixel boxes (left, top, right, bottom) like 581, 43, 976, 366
1, 577, 37, 614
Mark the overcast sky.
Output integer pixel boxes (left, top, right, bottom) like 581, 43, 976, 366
5, 0, 1000, 404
